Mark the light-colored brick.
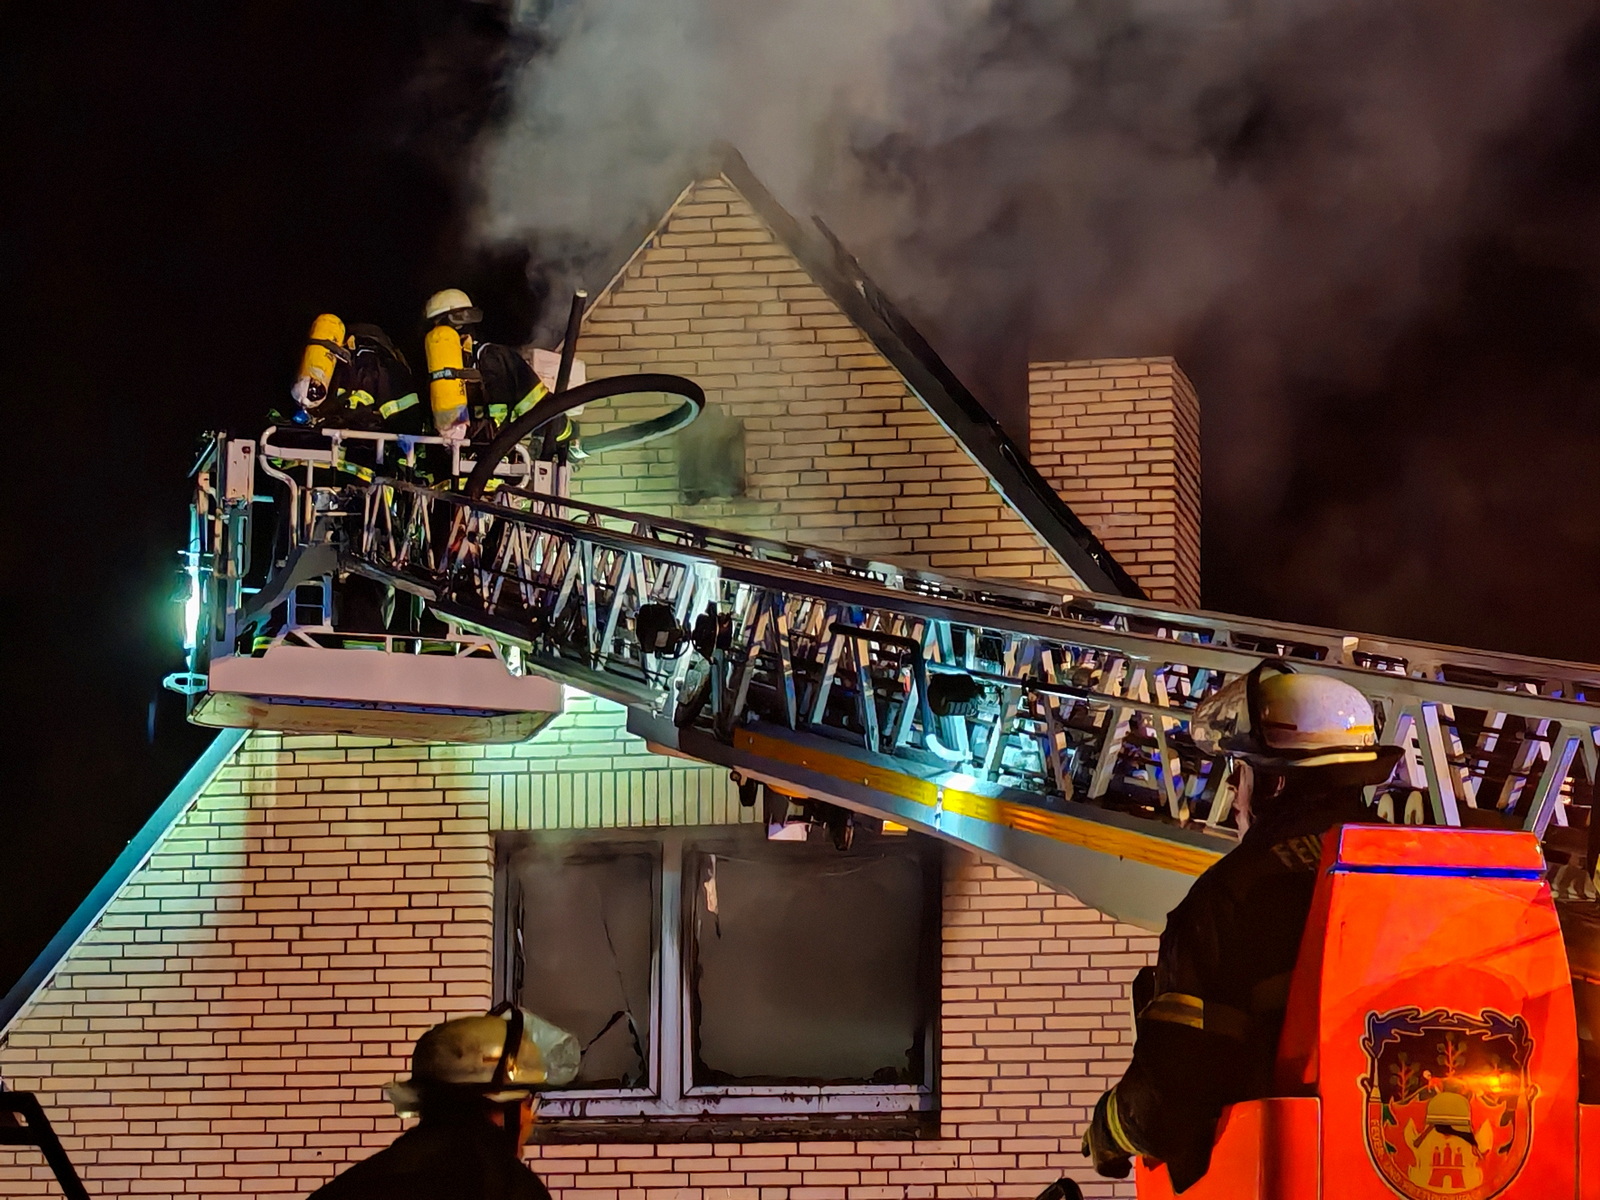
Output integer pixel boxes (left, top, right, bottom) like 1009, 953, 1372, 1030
0, 726, 1144, 1200
1028, 357, 1201, 606
0, 172, 1184, 1200
571, 175, 1089, 594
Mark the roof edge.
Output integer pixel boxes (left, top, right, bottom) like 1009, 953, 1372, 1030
0, 728, 249, 1036
710, 145, 1145, 599
584, 178, 700, 323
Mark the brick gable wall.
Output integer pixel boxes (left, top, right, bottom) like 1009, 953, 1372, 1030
0, 733, 494, 1195
569, 176, 1082, 589
0, 173, 1197, 1199
0, 729, 1151, 1199
1027, 359, 1201, 606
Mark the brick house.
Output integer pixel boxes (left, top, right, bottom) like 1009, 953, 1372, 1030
0, 151, 1201, 1198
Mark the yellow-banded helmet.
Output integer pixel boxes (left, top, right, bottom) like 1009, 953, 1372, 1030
385, 1005, 580, 1116
1190, 660, 1392, 775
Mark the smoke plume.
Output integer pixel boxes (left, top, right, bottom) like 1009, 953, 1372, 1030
478, 0, 1600, 655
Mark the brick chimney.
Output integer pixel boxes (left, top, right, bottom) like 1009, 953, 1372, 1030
1027, 357, 1201, 607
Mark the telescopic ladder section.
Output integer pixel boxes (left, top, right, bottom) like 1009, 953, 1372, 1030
322, 478, 1600, 928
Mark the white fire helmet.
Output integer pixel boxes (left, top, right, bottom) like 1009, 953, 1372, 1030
385, 1005, 580, 1116
1190, 661, 1381, 769
424, 287, 483, 326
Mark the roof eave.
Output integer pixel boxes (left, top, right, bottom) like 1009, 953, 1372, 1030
0, 728, 248, 1035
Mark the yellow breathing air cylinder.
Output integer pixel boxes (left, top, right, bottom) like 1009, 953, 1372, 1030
425, 324, 470, 437
293, 313, 346, 410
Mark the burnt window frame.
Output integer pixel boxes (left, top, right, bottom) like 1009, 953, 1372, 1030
499, 836, 663, 1097
494, 825, 940, 1132
680, 830, 941, 1099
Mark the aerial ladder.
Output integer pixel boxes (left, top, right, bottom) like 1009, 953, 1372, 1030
172, 369, 1600, 932
174, 366, 1600, 1196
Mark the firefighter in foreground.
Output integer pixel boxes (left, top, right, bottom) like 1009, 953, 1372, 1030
1082, 662, 1403, 1192
308, 1005, 579, 1200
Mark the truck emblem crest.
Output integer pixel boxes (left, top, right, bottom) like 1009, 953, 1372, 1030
1361, 1006, 1534, 1199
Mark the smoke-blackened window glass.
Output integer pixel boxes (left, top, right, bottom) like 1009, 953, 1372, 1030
677, 403, 746, 503
686, 835, 937, 1086
507, 842, 657, 1089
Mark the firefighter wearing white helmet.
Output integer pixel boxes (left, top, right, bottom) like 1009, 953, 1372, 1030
307, 1004, 579, 1200
1188, 663, 1384, 774
422, 288, 555, 450
1084, 661, 1402, 1192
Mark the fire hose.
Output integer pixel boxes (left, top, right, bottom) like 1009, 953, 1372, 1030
463, 372, 705, 500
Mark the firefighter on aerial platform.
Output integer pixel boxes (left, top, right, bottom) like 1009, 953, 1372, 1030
285, 314, 426, 638
423, 288, 573, 467
287, 314, 426, 478
422, 288, 574, 617
306, 1005, 579, 1200
1082, 661, 1403, 1193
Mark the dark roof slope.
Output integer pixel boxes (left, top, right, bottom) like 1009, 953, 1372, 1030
713, 146, 1143, 599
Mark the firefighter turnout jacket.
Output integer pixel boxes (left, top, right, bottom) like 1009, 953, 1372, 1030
1558, 898, 1600, 1104
1085, 775, 1375, 1192
304, 1111, 553, 1200
318, 324, 424, 436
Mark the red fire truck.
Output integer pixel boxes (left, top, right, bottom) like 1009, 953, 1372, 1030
1136, 824, 1595, 1200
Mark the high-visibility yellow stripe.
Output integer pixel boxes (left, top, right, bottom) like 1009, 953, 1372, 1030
1142, 991, 1204, 1028
1293, 749, 1378, 767
511, 382, 550, 420
1142, 991, 1251, 1040
731, 729, 1224, 877
1105, 1089, 1139, 1155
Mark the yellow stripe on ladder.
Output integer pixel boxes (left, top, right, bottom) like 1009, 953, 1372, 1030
732, 728, 1225, 877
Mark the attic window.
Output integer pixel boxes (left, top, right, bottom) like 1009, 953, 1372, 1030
677, 404, 745, 504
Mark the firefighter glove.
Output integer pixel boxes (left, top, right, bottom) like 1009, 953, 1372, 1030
1082, 1089, 1134, 1180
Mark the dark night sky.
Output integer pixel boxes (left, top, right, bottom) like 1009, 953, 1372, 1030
7, 2, 1600, 994
0, 2, 537, 996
